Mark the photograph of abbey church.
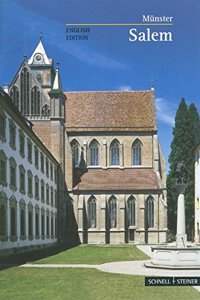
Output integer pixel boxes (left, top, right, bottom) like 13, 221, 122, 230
0, 37, 168, 254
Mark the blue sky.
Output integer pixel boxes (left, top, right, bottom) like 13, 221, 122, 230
1, 0, 200, 171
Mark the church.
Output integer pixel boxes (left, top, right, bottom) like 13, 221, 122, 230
1, 36, 168, 250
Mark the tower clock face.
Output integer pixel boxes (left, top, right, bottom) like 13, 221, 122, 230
34, 53, 43, 64
36, 54, 42, 61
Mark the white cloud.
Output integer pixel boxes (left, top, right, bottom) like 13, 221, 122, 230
55, 42, 129, 70
156, 97, 175, 126
118, 85, 132, 91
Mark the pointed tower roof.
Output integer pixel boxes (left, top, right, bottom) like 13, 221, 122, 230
28, 33, 52, 65
52, 63, 62, 92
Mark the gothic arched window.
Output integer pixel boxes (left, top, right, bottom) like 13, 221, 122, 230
108, 196, 117, 228
10, 86, 19, 110
89, 140, 99, 166
147, 196, 154, 228
31, 86, 40, 116
0, 204, 6, 236
20, 67, 30, 115
88, 197, 96, 228
71, 140, 79, 167
42, 104, 50, 117
110, 139, 120, 166
132, 140, 142, 165
127, 196, 136, 227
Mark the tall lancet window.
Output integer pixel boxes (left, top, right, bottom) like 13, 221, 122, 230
108, 197, 117, 228
88, 197, 96, 228
127, 196, 136, 227
146, 196, 154, 228
90, 140, 99, 166
71, 140, 79, 167
31, 86, 40, 116
110, 139, 120, 165
20, 67, 30, 116
10, 86, 19, 110
132, 140, 142, 165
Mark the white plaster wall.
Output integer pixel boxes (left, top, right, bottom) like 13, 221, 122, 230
0, 108, 58, 250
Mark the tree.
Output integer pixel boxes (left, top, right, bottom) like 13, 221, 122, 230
185, 104, 200, 238
167, 99, 200, 240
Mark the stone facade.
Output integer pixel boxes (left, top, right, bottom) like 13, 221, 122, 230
71, 192, 167, 244
65, 130, 167, 244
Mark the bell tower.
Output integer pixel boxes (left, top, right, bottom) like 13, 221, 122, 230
28, 33, 55, 98
8, 33, 66, 162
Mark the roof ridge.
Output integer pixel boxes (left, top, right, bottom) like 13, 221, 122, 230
64, 90, 152, 94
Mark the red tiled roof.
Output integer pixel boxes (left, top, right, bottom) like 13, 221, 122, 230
73, 168, 159, 191
64, 91, 156, 132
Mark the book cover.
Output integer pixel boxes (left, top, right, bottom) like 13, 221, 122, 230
0, 0, 200, 299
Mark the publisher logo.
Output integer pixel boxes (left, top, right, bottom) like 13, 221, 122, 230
145, 277, 200, 286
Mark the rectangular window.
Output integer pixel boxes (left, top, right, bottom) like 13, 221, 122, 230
0, 111, 6, 141
20, 171, 25, 193
54, 168, 57, 183
27, 140, 32, 162
19, 132, 25, 157
51, 188, 54, 206
28, 211, 33, 237
41, 214, 44, 237
28, 176, 32, 196
35, 177, 39, 199
10, 165, 16, 188
55, 191, 57, 208
0, 159, 6, 184
20, 209, 25, 237
46, 158, 49, 177
35, 147, 39, 168
46, 185, 49, 204
9, 121, 16, 149
50, 164, 53, 181
51, 216, 54, 237
35, 213, 39, 237
41, 153, 44, 173
41, 181, 44, 202
46, 215, 49, 237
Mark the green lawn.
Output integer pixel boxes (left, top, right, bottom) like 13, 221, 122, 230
33, 245, 149, 264
0, 268, 199, 300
